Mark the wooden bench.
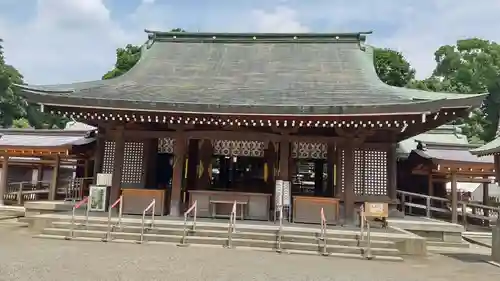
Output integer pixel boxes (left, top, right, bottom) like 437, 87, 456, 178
209, 200, 248, 220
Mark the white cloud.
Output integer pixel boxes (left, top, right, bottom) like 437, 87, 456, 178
0, 0, 138, 84
251, 7, 309, 33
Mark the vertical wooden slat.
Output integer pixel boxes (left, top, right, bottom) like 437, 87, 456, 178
0, 155, 9, 205
387, 143, 397, 202
92, 129, 105, 184
343, 142, 355, 225
451, 171, 458, 223
170, 132, 186, 216
49, 155, 60, 201
111, 129, 125, 204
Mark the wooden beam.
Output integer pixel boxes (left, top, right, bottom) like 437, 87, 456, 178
451, 172, 458, 223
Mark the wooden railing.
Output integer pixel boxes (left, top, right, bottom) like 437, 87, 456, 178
397, 190, 499, 227
3, 177, 94, 205
4, 181, 51, 205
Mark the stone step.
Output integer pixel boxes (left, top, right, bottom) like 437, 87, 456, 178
38, 228, 402, 258
34, 234, 404, 262
50, 222, 396, 248
46, 217, 399, 241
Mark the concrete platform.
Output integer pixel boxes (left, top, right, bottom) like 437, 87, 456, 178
388, 217, 466, 244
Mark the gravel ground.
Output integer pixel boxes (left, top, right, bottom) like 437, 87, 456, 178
0, 225, 498, 281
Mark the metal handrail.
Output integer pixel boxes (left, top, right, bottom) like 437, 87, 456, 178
359, 205, 373, 260
276, 205, 284, 253
226, 201, 237, 248
178, 200, 198, 246
136, 199, 156, 244
65, 196, 90, 240
319, 207, 328, 256
102, 195, 123, 242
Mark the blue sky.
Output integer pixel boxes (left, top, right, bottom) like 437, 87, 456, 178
0, 0, 499, 85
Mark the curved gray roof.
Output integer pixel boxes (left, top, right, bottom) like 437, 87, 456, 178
17, 31, 486, 116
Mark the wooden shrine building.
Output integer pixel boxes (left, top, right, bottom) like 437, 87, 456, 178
399, 134, 494, 223
0, 129, 95, 205
16, 30, 487, 224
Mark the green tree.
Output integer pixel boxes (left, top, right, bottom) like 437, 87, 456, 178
374, 48, 415, 87
0, 38, 26, 127
103, 28, 186, 79
430, 38, 500, 142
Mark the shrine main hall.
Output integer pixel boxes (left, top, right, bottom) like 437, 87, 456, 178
16, 30, 486, 224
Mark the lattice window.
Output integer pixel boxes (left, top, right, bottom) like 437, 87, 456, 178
291, 142, 327, 159
212, 140, 264, 157
121, 142, 144, 184
353, 149, 388, 196
158, 138, 175, 153
102, 141, 115, 174
353, 150, 365, 194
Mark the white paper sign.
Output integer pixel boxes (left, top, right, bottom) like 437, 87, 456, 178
282, 181, 291, 207
275, 180, 283, 206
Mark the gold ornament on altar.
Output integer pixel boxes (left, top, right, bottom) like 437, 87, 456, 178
198, 160, 204, 178
263, 163, 269, 182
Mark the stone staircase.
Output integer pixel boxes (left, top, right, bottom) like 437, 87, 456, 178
33, 216, 404, 261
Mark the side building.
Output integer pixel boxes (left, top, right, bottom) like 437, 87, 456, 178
15, 31, 486, 224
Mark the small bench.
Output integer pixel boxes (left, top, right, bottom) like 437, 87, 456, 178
209, 200, 248, 220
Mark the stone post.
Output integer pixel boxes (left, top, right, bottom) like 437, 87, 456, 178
493, 217, 500, 263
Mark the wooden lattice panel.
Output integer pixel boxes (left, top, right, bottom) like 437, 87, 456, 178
338, 147, 388, 196
291, 142, 327, 159
362, 149, 388, 196
121, 142, 145, 184
353, 150, 365, 194
158, 138, 175, 153
102, 141, 115, 174
212, 140, 264, 157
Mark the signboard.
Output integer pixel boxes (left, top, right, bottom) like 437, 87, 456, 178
89, 185, 109, 212
96, 173, 113, 186
363, 202, 388, 218
275, 180, 283, 207
282, 181, 291, 207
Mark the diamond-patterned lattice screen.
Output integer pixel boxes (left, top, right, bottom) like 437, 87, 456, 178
158, 138, 175, 154
121, 142, 145, 184
102, 141, 116, 174
212, 140, 264, 157
291, 142, 327, 159
339, 147, 388, 196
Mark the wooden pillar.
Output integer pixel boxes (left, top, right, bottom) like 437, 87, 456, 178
428, 171, 434, 197
263, 142, 276, 193
387, 143, 397, 205
343, 142, 356, 225
326, 144, 335, 197
314, 159, 325, 196
451, 171, 458, 223
171, 133, 186, 216
92, 130, 105, 184
49, 155, 60, 201
197, 139, 212, 190
0, 155, 9, 205
110, 128, 125, 205
483, 176, 490, 220
186, 139, 199, 191
278, 138, 290, 181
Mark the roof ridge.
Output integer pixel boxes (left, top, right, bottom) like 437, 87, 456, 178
144, 29, 372, 44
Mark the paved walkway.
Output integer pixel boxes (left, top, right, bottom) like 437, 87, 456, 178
0, 225, 498, 281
